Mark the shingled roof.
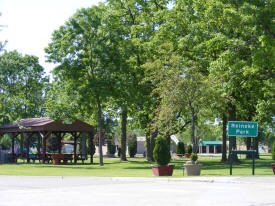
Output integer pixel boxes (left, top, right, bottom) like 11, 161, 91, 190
0, 117, 94, 134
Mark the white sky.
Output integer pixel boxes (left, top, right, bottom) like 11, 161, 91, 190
0, 0, 102, 76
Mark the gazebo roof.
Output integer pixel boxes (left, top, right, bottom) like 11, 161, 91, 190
0, 117, 94, 134
199, 141, 222, 146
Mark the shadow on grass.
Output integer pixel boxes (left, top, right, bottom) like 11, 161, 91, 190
124, 166, 152, 170
35, 166, 107, 170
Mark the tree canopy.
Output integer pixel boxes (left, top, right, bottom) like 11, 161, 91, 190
1, 0, 273, 163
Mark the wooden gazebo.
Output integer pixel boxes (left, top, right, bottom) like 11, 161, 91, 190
0, 117, 95, 164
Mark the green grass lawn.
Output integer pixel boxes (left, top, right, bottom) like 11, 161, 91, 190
0, 154, 274, 177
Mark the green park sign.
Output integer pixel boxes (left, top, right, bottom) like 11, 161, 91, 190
228, 121, 258, 137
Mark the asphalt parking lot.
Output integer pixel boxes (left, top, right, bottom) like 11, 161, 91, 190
0, 176, 275, 206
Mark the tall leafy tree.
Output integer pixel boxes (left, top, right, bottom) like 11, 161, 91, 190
0, 50, 48, 124
45, 5, 122, 165
199, 0, 275, 160
104, 0, 170, 161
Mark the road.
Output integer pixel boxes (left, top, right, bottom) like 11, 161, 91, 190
0, 176, 275, 206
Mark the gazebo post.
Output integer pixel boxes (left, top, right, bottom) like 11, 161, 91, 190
39, 132, 51, 164
19, 133, 24, 159
74, 134, 77, 163
11, 133, 15, 162
26, 133, 34, 163
26, 133, 30, 163
71, 132, 79, 163
43, 137, 46, 163
11, 133, 19, 163
71, 132, 81, 163
89, 132, 94, 164
37, 132, 41, 155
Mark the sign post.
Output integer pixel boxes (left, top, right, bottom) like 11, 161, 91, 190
228, 121, 258, 175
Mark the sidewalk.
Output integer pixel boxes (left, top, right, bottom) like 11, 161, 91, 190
0, 176, 274, 206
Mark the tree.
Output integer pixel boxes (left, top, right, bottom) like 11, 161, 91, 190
147, 48, 210, 153
45, 5, 122, 166
176, 141, 185, 157
104, 0, 170, 161
0, 50, 48, 124
127, 131, 137, 158
200, 0, 275, 160
153, 136, 171, 165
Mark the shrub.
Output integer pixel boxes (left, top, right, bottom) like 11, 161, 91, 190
117, 146, 121, 157
190, 153, 198, 162
272, 141, 275, 161
153, 136, 171, 165
107, 138, 116, 156
186, 145, 192, 154
176, 142, 185, 157
127, 132, 137, 158
90, 144, 96, 156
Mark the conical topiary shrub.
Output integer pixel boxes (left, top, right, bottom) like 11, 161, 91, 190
153, 136, 171, 165
186, 145, 192, 154
272, 141, 275, 161
272, 141, 275, 175
127, 132, 137, 158
176, 141, 185, 157
107, 137, 116, 157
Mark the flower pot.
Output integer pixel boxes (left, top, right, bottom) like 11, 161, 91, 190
184, 163, 202, 176
272, 163, 275, 175
151, 165, 175, 176
185, 153, 191, 158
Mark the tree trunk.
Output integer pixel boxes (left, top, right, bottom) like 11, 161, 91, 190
165, 132, 171, 155
190, 105, 198, 153
89, 132, 95, 164
246, 114, 253, 159
150, 130, 158, 162
97, 97, 104, 166
146, 131, 153, 162
229, 102, 239, 163
120, 105, 127, 161
221, 112, 228, 163
80, 133, 87, 156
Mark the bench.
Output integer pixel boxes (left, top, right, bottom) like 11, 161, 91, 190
52, 154, 73, 165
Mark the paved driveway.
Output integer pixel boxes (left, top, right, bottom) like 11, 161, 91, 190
0, 176, 274, 206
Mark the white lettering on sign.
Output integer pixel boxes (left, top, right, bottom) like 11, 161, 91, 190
230, 123, 255, 129
236, 129, 250, 135
228, 121, 258, 137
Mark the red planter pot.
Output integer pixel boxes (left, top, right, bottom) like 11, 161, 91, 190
272, 163, 275, 175
151, 165, 175, 176
185, 153, 191, 158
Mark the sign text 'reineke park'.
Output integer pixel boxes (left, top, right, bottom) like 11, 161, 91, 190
228, 121, 258, 137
